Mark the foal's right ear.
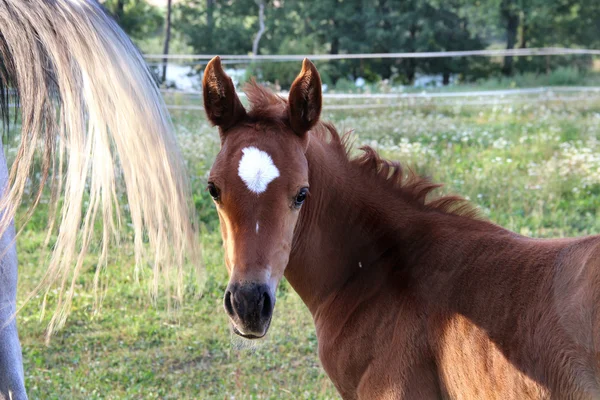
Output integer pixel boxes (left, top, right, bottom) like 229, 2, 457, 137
288, 58, 322, 136
203, 56, 246, 131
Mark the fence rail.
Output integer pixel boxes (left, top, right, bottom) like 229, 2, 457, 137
161, 86, 600, 99
163, 86, 600, 111
7, 87, 600, 111
144, 47, 600, 62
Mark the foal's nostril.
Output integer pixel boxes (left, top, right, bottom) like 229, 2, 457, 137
260, 291, 272, 319
224, 290, 234, 317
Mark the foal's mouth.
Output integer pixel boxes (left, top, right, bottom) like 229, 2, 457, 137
231, 319, 271, 340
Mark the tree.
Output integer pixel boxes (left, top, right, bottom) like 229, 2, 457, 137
103, 0, 164, 40
161, 0, 173, 83
172, 0, 600, 85
117, 0, 125, 19
473, 0, 600, 76
500, 0, 519, 75
252, 0, 266, 55
175, 0, 257, 55
422, 0, 488, 84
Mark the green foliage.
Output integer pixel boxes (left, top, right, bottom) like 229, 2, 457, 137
102, 0, 600, 84
334, 77, 357, 92
545, 67, 586, 86
245, 34, 329, 88
175, 0, 258, 54
103, 0, 164, 40
173, 0, 490, 84
479, 0, 600, 75
167, 0, 600, 84
474, 67, 600, 88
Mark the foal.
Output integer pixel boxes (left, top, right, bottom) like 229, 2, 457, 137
204, 56, 600, 399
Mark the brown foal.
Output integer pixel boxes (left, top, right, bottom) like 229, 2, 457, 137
203, 56, 600, 399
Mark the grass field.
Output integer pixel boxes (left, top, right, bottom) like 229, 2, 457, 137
14, 94, 600, 399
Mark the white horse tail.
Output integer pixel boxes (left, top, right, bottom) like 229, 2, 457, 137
0, 0, 198, 337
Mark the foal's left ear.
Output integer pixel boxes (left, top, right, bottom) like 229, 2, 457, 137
288, 58, 322, 136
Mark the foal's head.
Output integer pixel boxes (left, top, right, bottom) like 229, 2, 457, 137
203, 57, 322, 339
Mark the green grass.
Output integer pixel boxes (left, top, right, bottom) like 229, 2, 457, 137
15, 95, 600, 399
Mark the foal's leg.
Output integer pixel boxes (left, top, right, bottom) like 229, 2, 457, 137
356, 355, 442, 399
0, 144, 27, 400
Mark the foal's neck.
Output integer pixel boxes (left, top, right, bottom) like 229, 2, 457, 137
285, 135, 429, 314
284, 133, 506, 317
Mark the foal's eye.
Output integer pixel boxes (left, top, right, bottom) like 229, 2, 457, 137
207, 182, 220, 201
294, 187, 309, 209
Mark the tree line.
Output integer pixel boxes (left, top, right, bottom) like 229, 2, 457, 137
104, 0, 600, 87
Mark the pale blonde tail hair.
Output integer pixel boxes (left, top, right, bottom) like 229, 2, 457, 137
0, 0, 197, 337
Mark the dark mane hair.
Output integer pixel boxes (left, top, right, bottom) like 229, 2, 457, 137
243, 81, 480, 219
244, 79, 288, 123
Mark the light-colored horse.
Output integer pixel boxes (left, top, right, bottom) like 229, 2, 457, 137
0, 1, 196, 398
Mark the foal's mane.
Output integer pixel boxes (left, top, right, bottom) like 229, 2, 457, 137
243, 81, 480, 219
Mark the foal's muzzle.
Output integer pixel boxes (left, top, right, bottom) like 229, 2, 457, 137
224, 282, 274, 339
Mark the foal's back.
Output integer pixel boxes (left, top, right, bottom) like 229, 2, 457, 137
421, 232, 600, 399
319, 226, 600, 399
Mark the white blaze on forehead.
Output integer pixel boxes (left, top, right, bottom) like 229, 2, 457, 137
238, 146, 280, 194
